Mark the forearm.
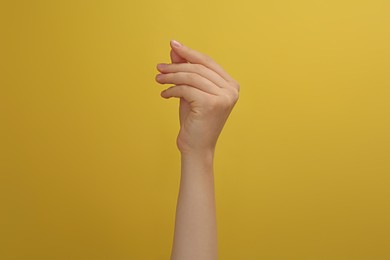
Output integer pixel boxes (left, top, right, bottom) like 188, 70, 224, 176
171, 150, 218, 260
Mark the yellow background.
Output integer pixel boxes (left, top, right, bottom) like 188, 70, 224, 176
1, 0, 389, 259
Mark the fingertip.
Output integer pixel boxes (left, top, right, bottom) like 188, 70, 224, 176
170, 39, 182, 48
155, 74, 162, 82
160, 90, 168, 98
156, 63, 165, 71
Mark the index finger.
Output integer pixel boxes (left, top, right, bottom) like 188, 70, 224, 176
170, 40, 236, 84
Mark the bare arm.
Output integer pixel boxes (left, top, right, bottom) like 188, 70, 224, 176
172, 151, 217, 259
155, 40, 240, 260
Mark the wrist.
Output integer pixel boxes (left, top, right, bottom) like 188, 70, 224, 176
180, 148, 215, 161
180, 149, 215, 174
177, 137, 217, 159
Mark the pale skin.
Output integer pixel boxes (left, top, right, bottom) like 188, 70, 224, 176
155, 40, 240, 260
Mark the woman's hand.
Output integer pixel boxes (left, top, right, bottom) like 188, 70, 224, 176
155, 40, 240, 156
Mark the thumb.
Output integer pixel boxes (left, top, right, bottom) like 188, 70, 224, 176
170, 39, 205, 65
170, 48, 186, 64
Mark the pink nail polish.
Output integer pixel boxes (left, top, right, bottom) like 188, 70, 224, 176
171, 40, 181, 48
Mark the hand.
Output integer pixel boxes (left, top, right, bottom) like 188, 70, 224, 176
155, 40, 240, 155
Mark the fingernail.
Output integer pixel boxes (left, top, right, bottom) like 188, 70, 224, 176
171, 40, 181, 48
156, 74, 163, 80
157, 63, 165, 70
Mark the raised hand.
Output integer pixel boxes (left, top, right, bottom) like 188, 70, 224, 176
155, 40, 240, 155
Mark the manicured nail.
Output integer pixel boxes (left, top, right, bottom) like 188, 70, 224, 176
171, 40, 181, 48
157, 63, 165, 70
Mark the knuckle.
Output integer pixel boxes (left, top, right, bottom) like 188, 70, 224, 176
207, 97, 221, 109
209, 96, 230, 110
164, 73, 172, 81
181, 84, 191, 91
224, 90, 239, 106
185, 72, 198, 81
231, 80, 240, 91
234, 87, 240, 98
165, 64, 175, 72
230, 90, 239, 103
201, 54, 213, 64
195, 64, 207, 74
179, 84, 191, 93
